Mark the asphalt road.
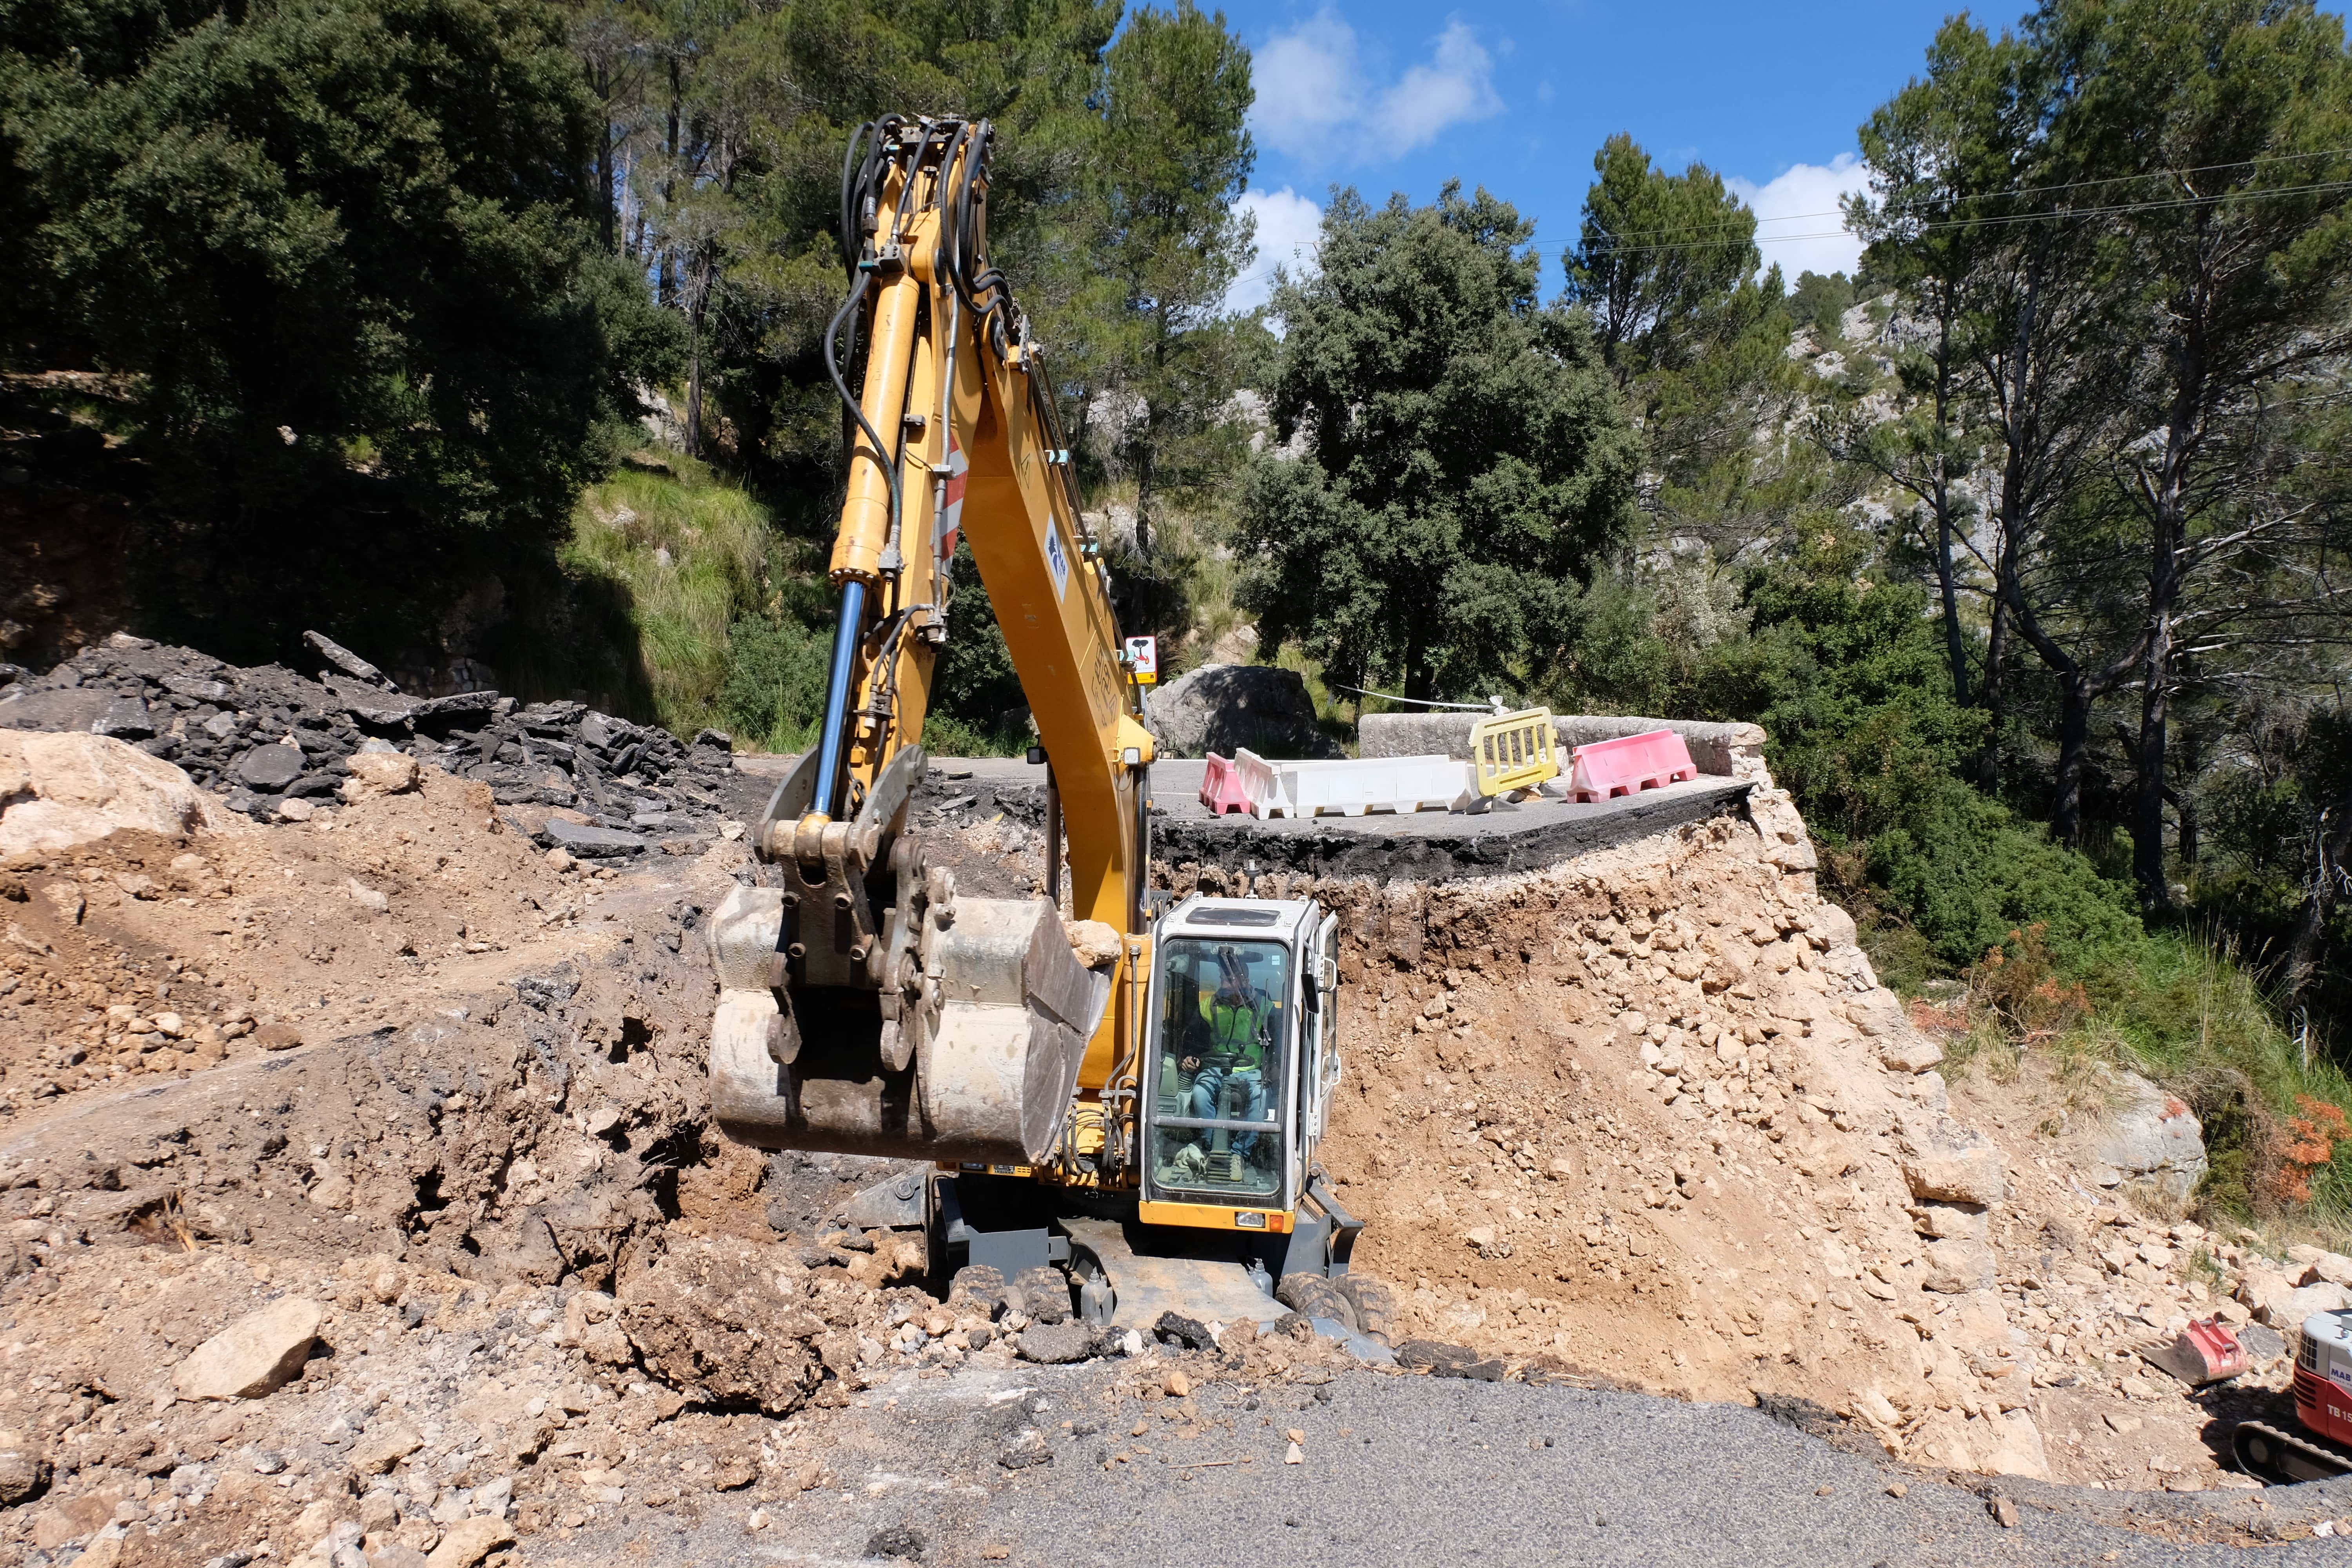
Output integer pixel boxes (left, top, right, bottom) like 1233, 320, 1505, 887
533, 1359, 2352, 1568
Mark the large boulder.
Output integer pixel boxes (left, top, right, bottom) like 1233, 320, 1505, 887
2077, 1071, 2206, 1205
172, 1297, 325, 1400
1901, 1148, 2009, 1207
0, 731, 236, 857
1145, 664, 1340, 760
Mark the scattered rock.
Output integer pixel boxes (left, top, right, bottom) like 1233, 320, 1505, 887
1062, 917, 1122, 970
0, 1442, 50, 1505
1920, 1238, 1998, 1294
2258, 1281, 2351, 1328
2077, 1072, 2207, 1205
1846, 989, 1905, 1038
349, 1421, 423, 1475
619, 1236, 822, 1415
542, 818, 648, 858
423, 1515, 514, 1568
1015, 1321, 1102, 1365
172, 1298, 325, 1400
998, 1435, 1053, 1470
1910, 1202, 1990, 1242
345, 750, 422, 797
1395, 1340, 1504, 1380
237, 744, 306, 791
1900, 1149, 2008, 1207
30, 1492, 114, 1550
1152, 1310, 1216, 1352
864, 1524, 927, 1560
1877, 1032, 1945, 1074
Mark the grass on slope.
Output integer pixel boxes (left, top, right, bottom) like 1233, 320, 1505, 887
1945, 924, 2352, 1232
560, 455, 777, 738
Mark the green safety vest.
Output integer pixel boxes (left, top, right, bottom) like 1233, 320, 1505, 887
1199, 989, 1269, 1068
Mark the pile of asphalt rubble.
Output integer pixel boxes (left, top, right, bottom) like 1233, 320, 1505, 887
0, 630, 734, 857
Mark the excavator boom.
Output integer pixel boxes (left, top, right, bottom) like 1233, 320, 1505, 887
707, 116, 1151, 1174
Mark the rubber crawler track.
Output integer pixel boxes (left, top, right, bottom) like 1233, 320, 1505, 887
2232, 1418, 2352, 1485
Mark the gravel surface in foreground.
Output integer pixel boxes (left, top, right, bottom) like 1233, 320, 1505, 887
532, 1362, 2352, 1568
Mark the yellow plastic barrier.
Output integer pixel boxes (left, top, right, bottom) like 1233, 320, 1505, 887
1469, 707, 1560, 798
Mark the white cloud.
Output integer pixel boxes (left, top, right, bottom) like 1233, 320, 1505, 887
1225, 187, 1324, 314
1252, 11, 1501, 162
1727, 153, 1869, 281
1252, 12, 1364, 158
1374, 23, 1502, 152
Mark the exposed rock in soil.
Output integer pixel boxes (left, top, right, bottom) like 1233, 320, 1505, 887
619, 1236, 827, 1415
1144, 663, 1339, 760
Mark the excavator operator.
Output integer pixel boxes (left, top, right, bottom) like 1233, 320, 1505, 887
1181, 944, 1276, 1165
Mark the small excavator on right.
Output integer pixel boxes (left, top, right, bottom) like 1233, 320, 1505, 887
2232, 1309, 2352, 1483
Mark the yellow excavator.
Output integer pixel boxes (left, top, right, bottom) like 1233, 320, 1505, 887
706, 114, 1384, 1339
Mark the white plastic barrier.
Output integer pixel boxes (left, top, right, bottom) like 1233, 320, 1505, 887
1232, 748, 1473, 819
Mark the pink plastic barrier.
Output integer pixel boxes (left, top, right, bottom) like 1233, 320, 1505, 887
1199, 752, 1253, 816
1567, 728, 1698, 802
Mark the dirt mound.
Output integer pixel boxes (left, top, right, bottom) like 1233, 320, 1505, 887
1157, 797, 2276, 1491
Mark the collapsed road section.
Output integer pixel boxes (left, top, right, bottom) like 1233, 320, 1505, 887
0, 694, 2328, 1568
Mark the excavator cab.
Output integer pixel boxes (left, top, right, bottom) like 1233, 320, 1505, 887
1141, 897, 1339, 1219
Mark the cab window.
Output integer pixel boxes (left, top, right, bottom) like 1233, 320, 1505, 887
1148, 936, 1287, 1202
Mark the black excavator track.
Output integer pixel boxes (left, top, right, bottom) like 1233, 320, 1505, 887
2232, 1418, 2352, 1485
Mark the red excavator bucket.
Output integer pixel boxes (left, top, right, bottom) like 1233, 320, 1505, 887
2143, 1317, 2251, 1387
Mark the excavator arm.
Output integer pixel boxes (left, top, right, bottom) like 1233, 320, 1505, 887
707, 115, 1155, 1176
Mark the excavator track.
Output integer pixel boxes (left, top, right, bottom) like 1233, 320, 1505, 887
2231, 1419, 2352, 1485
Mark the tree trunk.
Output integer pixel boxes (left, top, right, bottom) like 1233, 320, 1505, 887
1973, 588, 2011, 790
591, 61, 616, 254
1132, 426, 1154, 561
1935, 509, 1967, 706
2130, 356, 2197, 917
2284, 837, 2330, 1020
2131, 615, 2173, 916
1403, 631, 1433, 705
1929, 296, 1969, 708
658, 58, 681, 308
684, 315, 703, 457
2053, 669, 2092, 850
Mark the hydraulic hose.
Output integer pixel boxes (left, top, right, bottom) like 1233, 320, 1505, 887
810, 578, 868, 821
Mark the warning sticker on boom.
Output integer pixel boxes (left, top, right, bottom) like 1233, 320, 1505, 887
1045, 524, 1071, 601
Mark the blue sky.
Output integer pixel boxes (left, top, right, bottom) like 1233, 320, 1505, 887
1222, 1, 1991, 309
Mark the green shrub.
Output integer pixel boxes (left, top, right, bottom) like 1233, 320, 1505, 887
1869, 796, 2144, 975
931, 542, 1029, 738
919, 710, 1028, 759
717, 614, 831, 753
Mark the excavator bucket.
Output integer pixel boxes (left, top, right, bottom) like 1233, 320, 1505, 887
708, 886, 1109, 1165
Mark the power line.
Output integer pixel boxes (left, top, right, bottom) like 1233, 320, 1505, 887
1223, 152, 2352, 295
1575, 176, 2352, 260
1568, 145, 2352, 248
